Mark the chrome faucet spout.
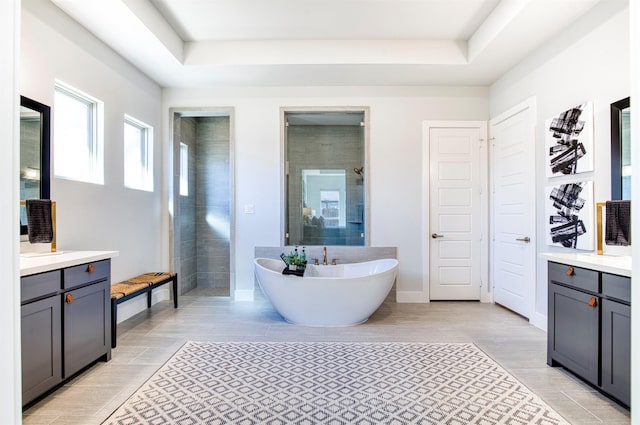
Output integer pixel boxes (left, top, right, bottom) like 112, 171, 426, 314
323, 247, 327, 265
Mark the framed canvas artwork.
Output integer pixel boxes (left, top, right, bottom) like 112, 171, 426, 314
546, 102, 594, 177
545, 181, 594, 250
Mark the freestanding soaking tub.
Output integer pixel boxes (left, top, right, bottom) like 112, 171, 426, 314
254, 257, 398, 326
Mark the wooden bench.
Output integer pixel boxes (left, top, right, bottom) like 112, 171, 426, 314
110, 272, 178, 348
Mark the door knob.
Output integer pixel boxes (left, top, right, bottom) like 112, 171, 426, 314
515, 236, 531, 243
65, 294, 74, 304
431, 233, 444, 239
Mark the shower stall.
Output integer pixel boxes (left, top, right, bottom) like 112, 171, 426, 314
172, 111, 234, 296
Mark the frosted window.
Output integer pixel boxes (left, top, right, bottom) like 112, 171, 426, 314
53, 83, 103, 184
180, 143, 188, 196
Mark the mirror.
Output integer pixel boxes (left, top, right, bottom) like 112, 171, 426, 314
20, 96, 51, 235
611, 97, 630, 200
284, 110, 366, 246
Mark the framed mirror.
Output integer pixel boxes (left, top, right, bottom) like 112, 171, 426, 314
610, 97, 630, 200
20, 95, 51, 235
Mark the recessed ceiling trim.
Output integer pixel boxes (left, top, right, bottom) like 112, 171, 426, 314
122, 0, 184, 61
51, 0, 184, 63
468, 0, 529, 62
47, 0, 609, 87
185, 40, 468, 66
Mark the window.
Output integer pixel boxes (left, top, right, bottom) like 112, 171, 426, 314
179, 143, 188, 196
124, 115, 153, 191
320, 190, 341, 228
53, 82, 103, 184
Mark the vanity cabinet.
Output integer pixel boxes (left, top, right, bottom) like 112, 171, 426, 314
601, 273, 631, 406
547, 261, 630, 407
21, 259, 111, 406
21, 271, 62, 405
547, 282, 599, 385
63, 266, 111, 377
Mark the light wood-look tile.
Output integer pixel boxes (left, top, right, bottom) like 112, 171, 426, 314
22, 290, 630, 424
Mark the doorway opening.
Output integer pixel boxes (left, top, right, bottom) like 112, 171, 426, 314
171, 109, 234, 297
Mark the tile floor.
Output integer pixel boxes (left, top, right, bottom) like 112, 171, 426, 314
22, 289, 630, 424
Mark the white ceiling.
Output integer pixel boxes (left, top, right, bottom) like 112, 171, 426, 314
50, 0, 607, 88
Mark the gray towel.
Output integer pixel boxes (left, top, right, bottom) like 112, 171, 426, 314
605, 200, 631, 246
26, 199, 53, 244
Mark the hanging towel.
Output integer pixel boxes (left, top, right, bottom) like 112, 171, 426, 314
605, 200, 631, 246
26, 199, 53, 244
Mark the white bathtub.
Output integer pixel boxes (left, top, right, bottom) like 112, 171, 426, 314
254, 257, 398, 326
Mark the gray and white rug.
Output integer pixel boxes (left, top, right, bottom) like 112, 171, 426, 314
103, 342, 569, 425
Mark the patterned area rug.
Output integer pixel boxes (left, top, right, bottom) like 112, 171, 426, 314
103, 342, 569, 425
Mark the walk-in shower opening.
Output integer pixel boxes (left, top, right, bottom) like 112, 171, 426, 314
172, 110, 233, 297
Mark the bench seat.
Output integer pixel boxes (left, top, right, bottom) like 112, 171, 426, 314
110, 272, 178, 348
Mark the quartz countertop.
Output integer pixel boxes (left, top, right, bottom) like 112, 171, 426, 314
540, 252, 631, 277
20, 250, 119, 277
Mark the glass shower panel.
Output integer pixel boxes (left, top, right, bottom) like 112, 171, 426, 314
285, 111, 365, 246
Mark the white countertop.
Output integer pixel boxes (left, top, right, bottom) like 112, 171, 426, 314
20, 250, 119, 277
540, 252, 632, 277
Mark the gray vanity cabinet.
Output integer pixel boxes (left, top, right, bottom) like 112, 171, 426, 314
547, 262, 630, 407
601, 273, 631, 406
63, 279, 111, 377
547, 282, 599, 385
21, 259, 111, 406
21, 288, 62, 405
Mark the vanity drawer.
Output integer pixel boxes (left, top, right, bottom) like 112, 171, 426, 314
548, 262, 599, 293
63, 259, 110, 289
21, 270, 61, 304
602, 273, 630, 304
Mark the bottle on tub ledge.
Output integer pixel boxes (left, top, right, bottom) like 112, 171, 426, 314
280, 246, 307, 276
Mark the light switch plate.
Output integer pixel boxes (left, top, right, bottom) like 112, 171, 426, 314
244, 204, 255, 214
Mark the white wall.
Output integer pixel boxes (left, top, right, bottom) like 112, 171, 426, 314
1, 0, 22, 420
489, 2, 630, 326
21, 0, 165, 321
629, 1, 639, 421
163, 86, 489, 300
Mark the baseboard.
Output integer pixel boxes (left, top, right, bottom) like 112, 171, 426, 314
234, 289, 254, 301
396, 290, 430, 303
116, 287, 170, 324
529, 311, 547, 332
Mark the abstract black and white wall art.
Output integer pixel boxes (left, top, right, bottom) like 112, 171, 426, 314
545, 181, 594, 250
545, 102, 594, 177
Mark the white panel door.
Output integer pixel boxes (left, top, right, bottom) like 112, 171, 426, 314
490, 100, 536, 318
429, 126, 483, 300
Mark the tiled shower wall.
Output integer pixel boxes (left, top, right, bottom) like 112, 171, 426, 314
177, 116, 231, 294
178, 117, 197, 294
195, 117, 231, 291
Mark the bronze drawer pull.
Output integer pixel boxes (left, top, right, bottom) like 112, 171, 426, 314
87, 263, 95, 273
65, 294, 74, 304
588, 297, 597, 308
566, 267, 574, 276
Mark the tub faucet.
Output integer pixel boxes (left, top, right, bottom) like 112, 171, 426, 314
323, 247, 328, 265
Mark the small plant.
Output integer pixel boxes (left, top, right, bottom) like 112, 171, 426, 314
280, 246, 307, 269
